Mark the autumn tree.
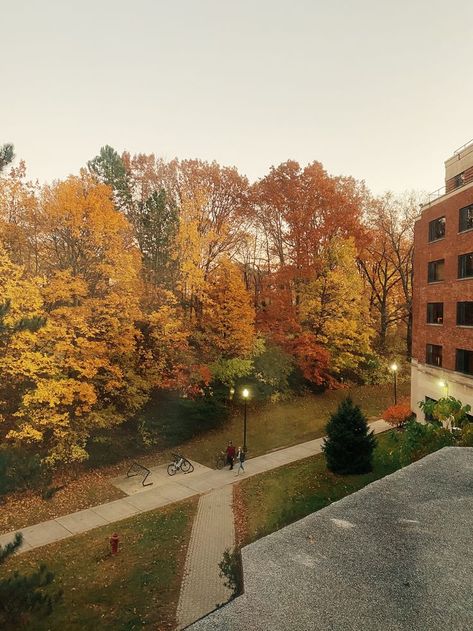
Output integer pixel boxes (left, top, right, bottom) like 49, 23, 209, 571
359, 192, 418, 357
200, 258, 256, 361
299, 238, 373, 375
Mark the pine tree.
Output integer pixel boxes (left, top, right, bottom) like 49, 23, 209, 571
0, 533, 62, 628
0, 143, 14, 172
323, 397, 376, 474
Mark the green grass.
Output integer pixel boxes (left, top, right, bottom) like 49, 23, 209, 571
238, 432, 401, 546
0, 498, 198, 631
179, 382, 409, 468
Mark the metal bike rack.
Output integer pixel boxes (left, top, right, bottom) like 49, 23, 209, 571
126, 461, 153, 487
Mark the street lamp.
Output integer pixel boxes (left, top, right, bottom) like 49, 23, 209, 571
390, 363, 398, 405
438, 379, 448, 396
242, 388, 249, 453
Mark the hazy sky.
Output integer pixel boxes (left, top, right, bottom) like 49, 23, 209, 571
2, 0, 473, 195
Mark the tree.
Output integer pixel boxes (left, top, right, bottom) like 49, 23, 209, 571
134, 188, 178, 287
87, 145, 131, 212
299, 237, 373, 375
0, 533, 62, 628
323, 397, 376, 474
200, 258, 256, 360
419, 396, 471, 430
0, 144, 14, 172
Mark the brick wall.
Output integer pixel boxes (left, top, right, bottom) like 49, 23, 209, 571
412, 184, 473, 371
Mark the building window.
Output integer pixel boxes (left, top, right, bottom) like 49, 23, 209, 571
456, 349, 473, 375
427, 259, 445, 282
455, 172, 465, 188
427, 303, 443, 324
458, 252, 473, 279
459, 204, 473, 232
426, 344, 442, 367
428, 217, 445, 241
457, 302, 473, 326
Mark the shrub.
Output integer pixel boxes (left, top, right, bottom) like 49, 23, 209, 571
0, 449, 52, 497
323, 397, 376, 474
382, 403, 413, 428
396, 420, 455, 466
460, 423, 473, 446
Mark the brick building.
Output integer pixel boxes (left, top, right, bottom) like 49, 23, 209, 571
411, 140, 473, 415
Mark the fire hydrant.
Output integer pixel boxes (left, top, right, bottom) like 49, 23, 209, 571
110, 532, 120, 555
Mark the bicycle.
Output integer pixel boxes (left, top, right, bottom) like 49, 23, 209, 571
167, 453, 194, 476
216, 451, 226, 470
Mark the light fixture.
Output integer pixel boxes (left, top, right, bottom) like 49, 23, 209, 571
390, 362, 398, 372
242, 388, 249, 399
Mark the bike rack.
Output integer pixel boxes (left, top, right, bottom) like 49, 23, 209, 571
127, 462, 153, 487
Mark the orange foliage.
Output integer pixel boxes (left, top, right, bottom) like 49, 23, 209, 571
382, 402, 412, 428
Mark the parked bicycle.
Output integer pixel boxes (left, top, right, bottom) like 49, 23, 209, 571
167, 453, 194, 476
216, 450, 226, 470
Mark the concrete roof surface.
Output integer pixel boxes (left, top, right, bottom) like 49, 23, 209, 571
188, 447, 473, 631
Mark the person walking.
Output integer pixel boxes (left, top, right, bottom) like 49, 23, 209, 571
236, 446, 246, 475
226, 441, 236, 470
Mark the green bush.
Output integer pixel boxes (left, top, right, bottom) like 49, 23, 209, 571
0, 449, 52, 497
459, 423, 473, 446
395, 420, 455, 466
323, 397, 376, 474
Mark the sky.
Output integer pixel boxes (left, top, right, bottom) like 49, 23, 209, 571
2, 0, 473, 195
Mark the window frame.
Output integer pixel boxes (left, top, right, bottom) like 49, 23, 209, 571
426, 343, 442, 367
459, 204, 473, 233
458, 252, 473, 279
457, 302, 473, 326
456, 348, 473, 376
428, 216, 446, 242
427, 302, 444, 324
427, 259, 445, 283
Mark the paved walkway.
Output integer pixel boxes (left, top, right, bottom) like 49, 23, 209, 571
0, 420, 391, 554
176, 486, 235, 630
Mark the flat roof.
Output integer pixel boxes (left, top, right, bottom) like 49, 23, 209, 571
189, 447, 473, 631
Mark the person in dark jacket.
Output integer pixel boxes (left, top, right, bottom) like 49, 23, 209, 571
226, 441, 236, 470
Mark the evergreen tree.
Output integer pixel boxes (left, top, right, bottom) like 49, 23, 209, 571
0, 533, 62, 628
323, 397, 376, 474
0, 143, 14, 172
88, 145, 131, 211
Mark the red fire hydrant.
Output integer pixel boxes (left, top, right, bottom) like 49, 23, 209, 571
110, 532, 120, 555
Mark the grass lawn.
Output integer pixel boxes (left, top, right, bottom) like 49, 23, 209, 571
0, 498, 198, 631
0, 382, 409, 535
180, 381, 409, 468
235, 432, 401, 547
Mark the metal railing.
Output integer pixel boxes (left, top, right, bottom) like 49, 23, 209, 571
454, 138, 473, 155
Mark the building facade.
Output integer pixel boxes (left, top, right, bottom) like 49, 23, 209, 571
411, 140, 473, 416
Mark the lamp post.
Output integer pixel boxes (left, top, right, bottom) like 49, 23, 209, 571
242, 388, 249, 452
390, 363, 398, 405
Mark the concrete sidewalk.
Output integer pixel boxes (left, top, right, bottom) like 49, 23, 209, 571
0, 420, 391, 554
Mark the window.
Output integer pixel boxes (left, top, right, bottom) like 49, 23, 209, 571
458, 252, 473, 279
457, 302, 473, 326
455, 172, 465, 188
428, 259, 445, 282
456, 349, 473, 375
459, 204, 473, 232
428, 217, 445, 241
426, 344, 442, 367
427, 303, 443, 324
